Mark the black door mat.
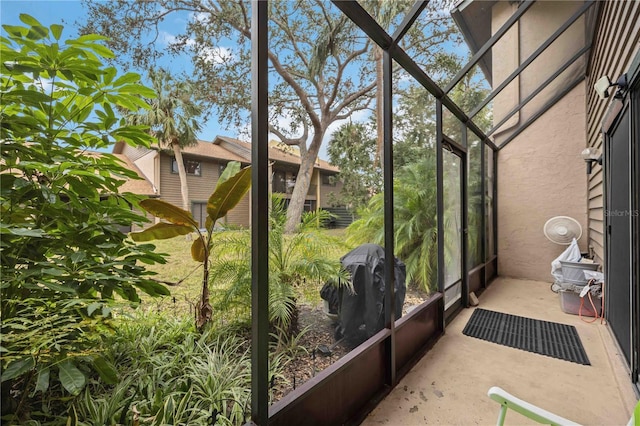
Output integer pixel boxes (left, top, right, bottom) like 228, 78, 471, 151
462, 308, 590, 365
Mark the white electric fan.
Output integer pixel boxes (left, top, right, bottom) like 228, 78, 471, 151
543, 216, 582, 245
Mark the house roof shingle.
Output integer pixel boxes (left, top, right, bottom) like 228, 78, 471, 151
179, 140, 248, 163
115, 136, 339, 173
213, 136, 339, 173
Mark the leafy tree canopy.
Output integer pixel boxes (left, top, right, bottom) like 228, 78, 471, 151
80, 0, 462, 232
327, 122, 381, 211
126, 67, 204, 211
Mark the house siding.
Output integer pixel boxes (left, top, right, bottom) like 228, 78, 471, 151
586, 1, 640, 264
225, 194, 250, 228
118, 139, 342, 229
159, 154, 220, 208
158, 153, 251, 228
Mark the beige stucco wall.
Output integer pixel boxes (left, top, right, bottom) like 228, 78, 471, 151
491, 1, 590, 281
133, 150, 158, 192
491, 1, 519, 134
497, 83, 588, 282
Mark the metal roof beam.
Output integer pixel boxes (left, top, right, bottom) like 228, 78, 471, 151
250, 1, 269, 424
333, 0, 498, 150
391, 1, 429, 45
470, 0, 595, 119
497, 75, 585, 150
444, 1, 535, 94
332, 0, 392, 50
391, 46, 498, 150
487, 44, 590, 137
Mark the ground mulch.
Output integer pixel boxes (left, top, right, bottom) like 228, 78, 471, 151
271, 287, 430, 401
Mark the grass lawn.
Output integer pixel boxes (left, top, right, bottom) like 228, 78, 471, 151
142, 228, 352, 315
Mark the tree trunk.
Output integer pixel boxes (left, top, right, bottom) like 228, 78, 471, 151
172, 142, 190, 212
284, 133, 323, 233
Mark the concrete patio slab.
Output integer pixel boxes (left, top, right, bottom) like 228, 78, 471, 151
363, 277, 637, 425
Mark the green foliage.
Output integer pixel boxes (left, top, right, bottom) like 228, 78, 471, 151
467, 136, 484, 268
0, 15, 167, 418
81, 0, 465, 233
71, 312, 263, 426
327, 122, 382, 210
130, 68, 203, 149
345, 63, 491, 291
210, 196, 348, 333
347, 158, 439, 292
67, 311, 295, 426
130, 162, 251, 330
126, 68, 204, 211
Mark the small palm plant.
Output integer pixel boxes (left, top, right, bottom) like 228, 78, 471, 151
347, 155, 462, 293
130, 162, 250, 330
210, 196, 347, 335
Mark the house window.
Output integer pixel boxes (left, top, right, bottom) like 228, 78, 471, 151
171, 158, 201, 176
219, 163, 227, 176
322, 173, 337, 186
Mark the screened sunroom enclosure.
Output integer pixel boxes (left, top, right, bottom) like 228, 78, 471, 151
248, 1, 499, 424
244, 0, 625, 423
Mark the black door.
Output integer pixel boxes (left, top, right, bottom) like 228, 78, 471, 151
633, 81, 640, 388
606, 105, 632, 365
629, 78, 640, 392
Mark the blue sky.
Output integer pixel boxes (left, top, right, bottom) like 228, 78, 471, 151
1, 1, 477, 161
0, 0, 250, 154
0, 1, 342, 160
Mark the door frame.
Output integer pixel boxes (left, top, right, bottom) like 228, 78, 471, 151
442, 136, 469, 321
603, 65, 639, 389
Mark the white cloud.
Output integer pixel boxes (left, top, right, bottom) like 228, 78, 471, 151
158, 30, 234, 65
159, 30, 181, 46
190, 12, 209, 24
200, 46, 234, 65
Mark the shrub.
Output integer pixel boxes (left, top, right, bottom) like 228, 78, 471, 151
1, 15, 167, 420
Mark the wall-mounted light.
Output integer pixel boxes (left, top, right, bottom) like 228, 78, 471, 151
594, 73, 628, 100
581, 147, 602, 175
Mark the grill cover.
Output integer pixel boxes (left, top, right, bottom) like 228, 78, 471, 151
333, 244, 406, 347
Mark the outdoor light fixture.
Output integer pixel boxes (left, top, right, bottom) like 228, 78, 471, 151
594, 73, 628, 100
581, 147, 602, 175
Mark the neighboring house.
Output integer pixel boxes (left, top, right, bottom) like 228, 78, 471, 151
453, 0, 639, 391
113, 135, 343, 229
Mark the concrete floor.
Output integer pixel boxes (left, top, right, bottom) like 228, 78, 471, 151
363, 277, 638, 425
